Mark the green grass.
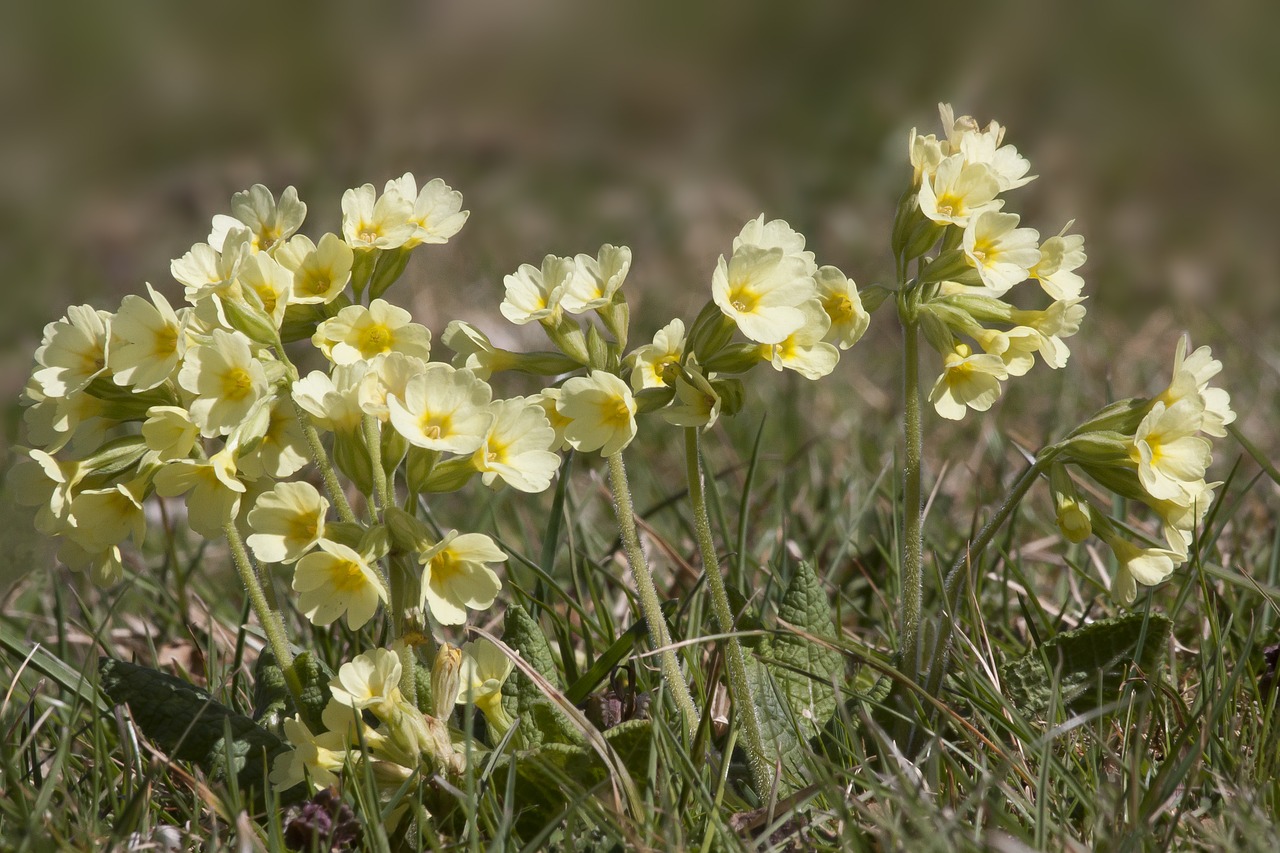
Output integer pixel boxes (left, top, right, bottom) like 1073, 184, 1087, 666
2, 398, 1277, 850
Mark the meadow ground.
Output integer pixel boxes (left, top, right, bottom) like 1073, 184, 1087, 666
2, 4, 1279, 850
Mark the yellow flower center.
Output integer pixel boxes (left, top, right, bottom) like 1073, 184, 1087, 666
729, 285, 759, 314
221, 367, 255, 401
418, 412, 452, 440
154, 326, 179, 358
602, 396, 632, 429
358, 324, 392, 355
331, 559, 369, 592
357, 222, 380, 244
288, 515, 319, 544
307, 274, 332, 296
935, 193, 960, 218
823, 294, 852, 324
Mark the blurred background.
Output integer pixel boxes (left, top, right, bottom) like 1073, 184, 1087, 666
2, 0, 1278, 587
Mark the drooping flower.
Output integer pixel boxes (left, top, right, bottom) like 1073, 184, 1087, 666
662, 362, 721, 430
171, 229, 251, 303
237, 397, 310, 479
813, 266, 869, 350
629, 319, 685, 390
457, 638, 515, 736
269, 716, 349, 791
66, 482, 147, 553
33, 305, 112, 398
1031, 223, 1086, 301
293, 362, 370, 435
329, 648, 403, 717
1130, 398, 1212, 503
153, 448, 246, 537
500, 255, 574, 325
419, 531, 506, 625
733, 215, 818, 275
561, 244, 632, 314
761, 299, 840, 380
928, 343, 1009, 420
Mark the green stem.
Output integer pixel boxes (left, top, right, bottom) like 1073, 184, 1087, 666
684, 428, 772, 796
363, 413, 390, 516
224, 521, 304, 709
899, 306, 925, 681
606, 451, 700, 739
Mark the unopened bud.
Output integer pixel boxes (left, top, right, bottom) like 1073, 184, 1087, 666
432, 644, 463, 718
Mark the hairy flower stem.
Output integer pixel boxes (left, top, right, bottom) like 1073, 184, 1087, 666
899, 309, 925, 682
684, 428, 772, 797
606, 451, 700, 739
388, 554, 422, 701
363, 414, 391, 516
224, 521, 304, 710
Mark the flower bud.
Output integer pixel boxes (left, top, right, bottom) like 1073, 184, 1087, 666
368, 247, 413, 299
710, 377, 745, 417
215, 293, 280, 347
384, 506, 433, 554
332, 430, 374, 495
541, 315, 591, 365
420, 456, 477, 493
701, 342, 767, 375
431, 644, 462, 718
1050, 464, 1092, 543
405, 446, 439, 495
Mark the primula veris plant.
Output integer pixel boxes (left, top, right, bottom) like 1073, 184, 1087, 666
10, 102, 1236, 840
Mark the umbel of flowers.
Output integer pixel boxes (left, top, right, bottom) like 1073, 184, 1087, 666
10, 102, 1236, 809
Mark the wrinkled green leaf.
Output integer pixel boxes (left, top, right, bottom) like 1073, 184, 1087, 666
501, 603, 564, 746
746, 562, 843, 793
252, 649, 331, 734
100, 658, 291, 798
1001, 612, 1172, 717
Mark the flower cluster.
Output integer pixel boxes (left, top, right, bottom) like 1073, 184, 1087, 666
446, 215, 870, 461
900, 104, 1087, 420
1048, 336, 1234, 604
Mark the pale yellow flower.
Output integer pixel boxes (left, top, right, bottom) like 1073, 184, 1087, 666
662, 363, 721, 430
283, 233, 354, 304
733, 215, 817, 276
961, 211, 1040, 296
712, 245, 814, 345
1097, 527, 1184, 606
420, 530, 506, 625
441, 321, 517, 379
57, 539, 124, 588
293, 540, 388, 629
235, 253, 293, 327
561, 244, 632, 314
313, 298, 431, 365
358, 352, 430, 422
458, 638, 515, 736
153, 449, 246, 537
386, 364, 494, 454
1030, 223, 1086, 300
629, 319, 685, 391
67, 482, 147, 553
557, 370, 637, 456
940, 104, 1034, 191
928, 343, 1008, 421
141, 406, 198, 462
329, 648, 403, 716
500, 255, 574, 325
761, 299, 840, 380
236, 397, 309, 479
1009, 299, 1087, 369
384, 173, 470, 247
470, 398, 561, 493
269, 715, 348, 791
109, 283, 184, 391
1156, 336, 1234, 438
178, 329, 270, 437
341, 183, 415, 251
292, 362, 370, 434
171, 229, 251, 303
246, 481, 329, 564
9, 448, 82, 535
971, 325, 1043, 377
813, 266, 869, 350
209, 184, 306, 253
528, 390, 573, 452
917, 155, 1003, 227
33, 305, 112, 398
1130, 398, 1212, 503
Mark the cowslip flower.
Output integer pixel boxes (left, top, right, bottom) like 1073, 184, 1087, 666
1096, 526, 1184, 607
329, 648, 403, 717
293, 539, 388, 629
440, 321, 518, 379
33, 305, 112, 398
561, 244, 632, 314
209, 184, 306, 253
500, 254, 574, 325
269, 716, 349, 791
1155, 336, 1234, 438
9, 448, 83, 535
761, 299, 840, 380
108, 283, 185, 391
235, 253, 293, 327
712, 244, 814, 345
917, 155, 1003, 227
1031, 223, 1086, 300
629, 319, 685, 390
971, 325, 1043, 377
21, 382, 110, 454
458, 639, 515, 736
313, 298, 431, 365
662, 363, 721, 430
57, 539, 124, 588
246, 481, 329, 564
385, 173, 470, 247
419, 530, 506, 625
280, 233, 354, 304
1130, 398, 1212, 503
814, 266, 869, 350
928, 343, 1008, 420
557, 370, 637, 456
66, 483, 147, 553
387, 364, 494, 454
528, 390, 573, 452
171, 229, 251, 303
470, 398, 561, 493
153, 448, 246, 537
178, 329, 270, 437
237, 397, 309, 479
358, 352, 430, 422
733, 215, 818, 275
1009, 299, 1087, 369
293, 362, 370, 435
961, 211, 1040, 296
940, 103, 1035, 192
341, 183, 415, 251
